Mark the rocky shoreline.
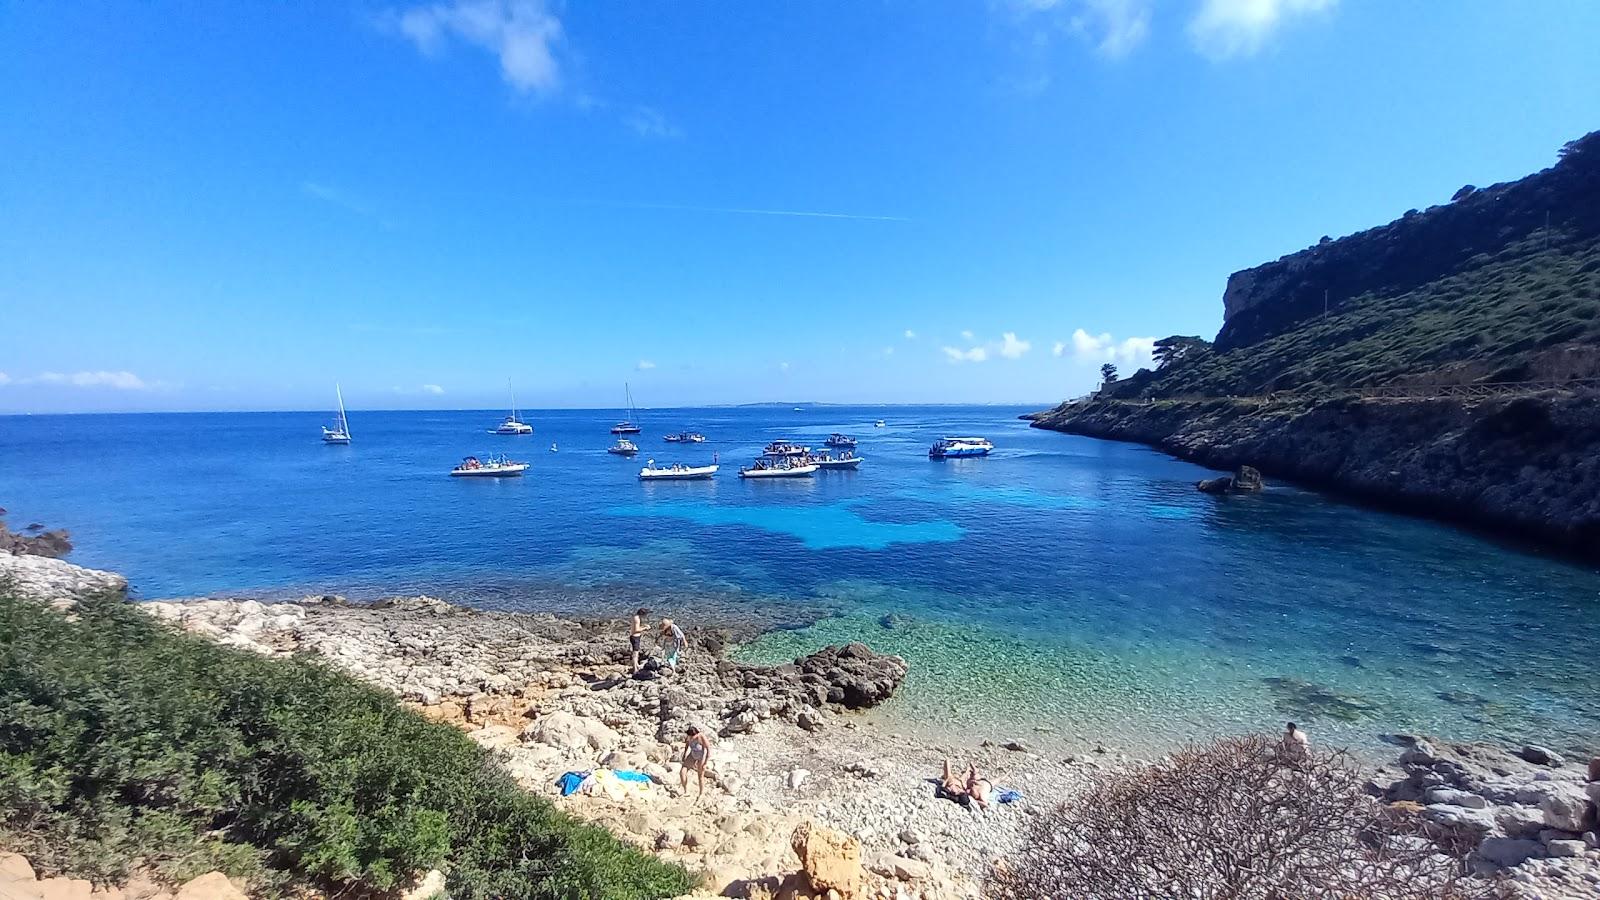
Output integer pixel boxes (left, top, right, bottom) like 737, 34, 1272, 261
1028, 393, 1600, 559
7, 549, 1600, 899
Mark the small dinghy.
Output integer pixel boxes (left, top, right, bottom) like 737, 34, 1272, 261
639, 460, 718, 481
450, 454, 529, 477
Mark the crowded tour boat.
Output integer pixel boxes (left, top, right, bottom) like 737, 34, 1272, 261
663, 431, 706, 443
449, 454, 529, 477
639, 459, 718, 481
823, 433, 857, 448
739, 457, 818, 478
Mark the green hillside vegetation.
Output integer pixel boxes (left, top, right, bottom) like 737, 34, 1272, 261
0, 588, 693, 900
1117, 232, 1600, 399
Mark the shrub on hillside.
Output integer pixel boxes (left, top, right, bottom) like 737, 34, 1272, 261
985, 734, 1489, 900
0, 588, 692, 899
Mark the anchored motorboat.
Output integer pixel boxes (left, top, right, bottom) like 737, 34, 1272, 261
639, 459, 718, 480
321, 384, 352, 444
739, 458, 818, 478
611, 382, 643, 434
490, 379, 533, 434
928, 436, 994, 459
814, 452, 863, 470
450, 454, 529, 477
608, 439, 640, 456
823, 433, 857, 448
762, 439, 810, 457
874, 420, 886, 428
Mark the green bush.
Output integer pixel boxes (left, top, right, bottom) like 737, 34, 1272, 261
0, 589, 692, 899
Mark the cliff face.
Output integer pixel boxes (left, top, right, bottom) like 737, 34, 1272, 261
1032, 394, 1600, 557
1217, 131, 1600, 351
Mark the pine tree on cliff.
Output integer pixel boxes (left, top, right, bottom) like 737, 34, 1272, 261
1101, 363, 1119, 384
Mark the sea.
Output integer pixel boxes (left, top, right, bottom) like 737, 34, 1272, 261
3, 405, 1598, 759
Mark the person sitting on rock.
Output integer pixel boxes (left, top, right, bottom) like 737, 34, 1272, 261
680, 725, 712, 799
659, 618, 687, 669
630, 607, 650, 674
1280, 721, 1310, 760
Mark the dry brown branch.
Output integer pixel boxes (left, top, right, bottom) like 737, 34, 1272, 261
986, 734, 1493, 900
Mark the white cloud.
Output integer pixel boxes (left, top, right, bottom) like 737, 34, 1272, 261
941, 330, 1033, 364
623, 106, 683, 139
421, 384, 445, 395
636, 360, 657, 371
1012, 0, 1153, 59
1052, 341, 1067, 358
394, 0, 563, 94
960, 329, 975, 341
31, 371, 150, 390
779, 361, 791, 372
941, 346, 989, 364
998, 332, 1032, 359
0, 372, 9, 386
1188, 0, 1336, 60
903, 329, 917, 340
1065, 328, 1157, 369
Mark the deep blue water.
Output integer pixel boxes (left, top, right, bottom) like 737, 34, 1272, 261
3, 405, 1598, 757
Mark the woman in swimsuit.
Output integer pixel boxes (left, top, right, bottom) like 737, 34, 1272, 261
629, 607, 649, 674
680, 725, 711, 799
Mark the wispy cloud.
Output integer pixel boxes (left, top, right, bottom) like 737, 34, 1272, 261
960, 329, 975, 341
636, 359, 657, 371
941, 330, 1032, 364
778, 361, 792, 372
391, 0, 563, 94
1188, 0, 1336, 60
903, 330, 917, 340
421, 383, 446, 395
1052, 341, 1067, 358
1009, 0, 1154, 60
623, 106, 683, 140
0, 372, 9, 386
12, 370, 154, 390
608, 202, 909, 222
881, 346, 895, 357
942, 346, 989, 364
1066, 328, 1157, 367
302, 181, 395, 228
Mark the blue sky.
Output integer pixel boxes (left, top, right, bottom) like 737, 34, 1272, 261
2, 1, 1597, 413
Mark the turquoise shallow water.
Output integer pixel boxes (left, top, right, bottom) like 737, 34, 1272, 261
2, 405, 1598, 758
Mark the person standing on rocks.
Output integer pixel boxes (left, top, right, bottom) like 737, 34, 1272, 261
1280, 722, 1310, 760
680, 724, 711, 800
630, 607, 650, 674
659, 618, 687, 669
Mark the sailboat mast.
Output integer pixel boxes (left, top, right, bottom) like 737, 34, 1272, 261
336, 383, 350, 437
508, 378, 518, 420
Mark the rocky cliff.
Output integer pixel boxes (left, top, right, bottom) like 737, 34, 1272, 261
1218, 130, 1600, 351
1031, 393, 1600, 557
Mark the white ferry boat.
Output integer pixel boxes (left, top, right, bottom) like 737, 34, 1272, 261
928, 436, 994, 459
450, 454, 529, 477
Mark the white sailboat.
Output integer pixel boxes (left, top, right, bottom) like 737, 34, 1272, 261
491, 379, 533, 435
611, 382, 642, 434
321, 384, 352, 444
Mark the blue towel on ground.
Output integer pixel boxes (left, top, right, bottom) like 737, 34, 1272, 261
997, 789, 1022, 804
612, 769, 651, 784
557, 770, 590, 797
